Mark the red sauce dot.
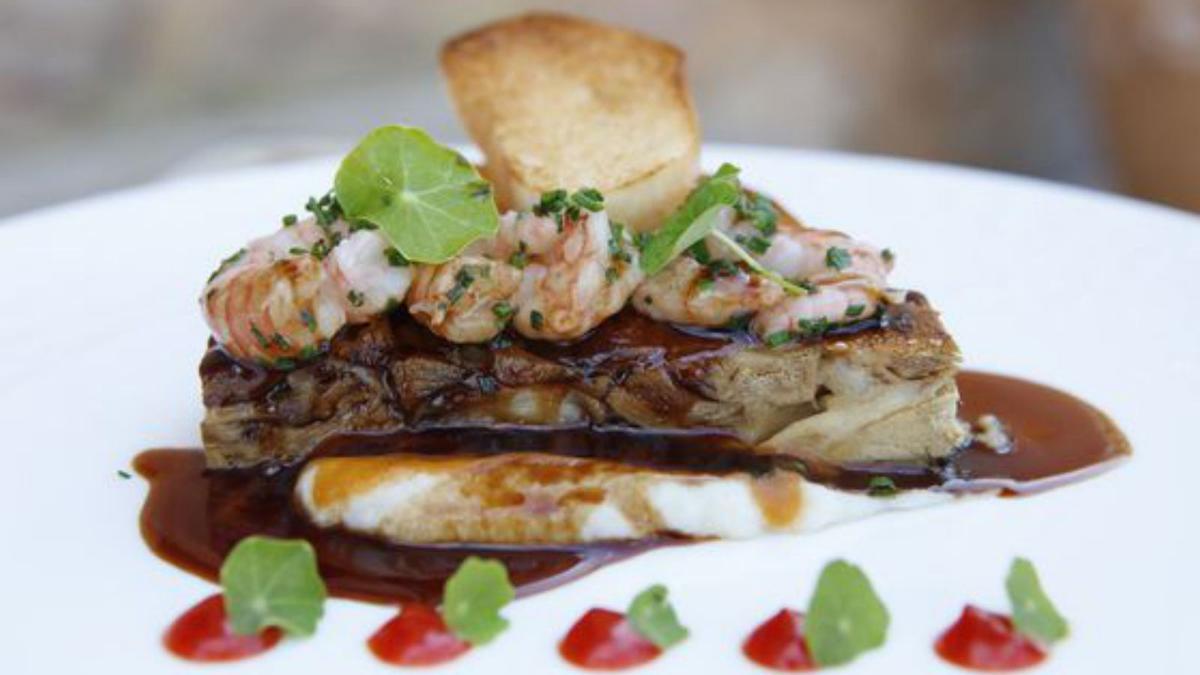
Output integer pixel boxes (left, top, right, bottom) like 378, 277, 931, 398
368, 603, 471, 666
742, 609, 817, 671
163, 594, 282, 662
934, 605, 1047, 671
559, 608, 661, 670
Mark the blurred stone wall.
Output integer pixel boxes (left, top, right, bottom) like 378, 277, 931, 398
0, 0, 1193, 214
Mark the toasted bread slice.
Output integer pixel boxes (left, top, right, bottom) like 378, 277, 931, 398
441, 13, 700, 231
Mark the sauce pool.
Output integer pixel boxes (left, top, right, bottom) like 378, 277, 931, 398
163, 594, 281, 662
135, 370, 1129, 605
934, 605, 1046, 671
559, 608, 661, 669
742, 609, 816, 671
368, 603, 470, 666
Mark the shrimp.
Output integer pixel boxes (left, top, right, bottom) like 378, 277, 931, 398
472, 209, 643, 340
712, 218, 890, 286
406, 255, 522, 343
633, 210, 893, 335
201, 216, 413, 363
632, 256, 785, 327
751, 282, 883, 337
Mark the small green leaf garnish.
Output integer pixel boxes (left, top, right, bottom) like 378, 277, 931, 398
846, 304, 866, 318
825, 246, 852, 271
881, 248, 895, 264
806, 560, 890, 667
626, 584, 689, 649
867, 476, 897, 496
529, 310, 544, 331
116, 469, 131, 479
441, 557, 515, 645
639, 164, 742, 275
219, 536, 326, 637
282, 213, 298, 226
1006, 558, 1069, 645
334, 126, 498, 264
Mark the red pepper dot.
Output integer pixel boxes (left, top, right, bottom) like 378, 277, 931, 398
934, 604, 1047, 671
163, 594, 282, 662
368, 602, 471, 666
559, 608, 662, 670
742, 608, 817, 671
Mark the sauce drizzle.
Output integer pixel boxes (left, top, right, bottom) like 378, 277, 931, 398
136, 370, 1129, 605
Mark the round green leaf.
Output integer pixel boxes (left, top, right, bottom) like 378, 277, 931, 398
441, 557, 515, 645
334, 125, 498, 264
219, 536, 327, 637
805, 560, 890, 667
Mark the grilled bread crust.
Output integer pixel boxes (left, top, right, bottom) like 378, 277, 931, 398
442, 12, 701, 232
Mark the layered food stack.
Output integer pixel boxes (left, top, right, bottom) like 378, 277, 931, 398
198, 14, 966, 546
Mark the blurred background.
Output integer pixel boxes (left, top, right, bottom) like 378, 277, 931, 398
3, 0, 1199, 215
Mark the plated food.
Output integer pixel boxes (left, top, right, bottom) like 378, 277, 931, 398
133, 12, 1129, 670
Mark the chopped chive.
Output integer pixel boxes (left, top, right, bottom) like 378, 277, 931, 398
117, 469, 131, 479
250, 323, 271, 349
846, 304, 866, 318
867, 476, 898, 496
881, 248, 895, 264
532, 189, 568, 217
299, 309, 317, 332
570, 187, 605, 212
347, 290, 365, 307
492, 301, 514, 321
384, 247, 410, 267
282, 214, 298, 226
447, 267, 477, 305
529, 310, 544, 331
826, 246, 852, 271
605, 267, 620, 284
207, 248, 247, 283
764, 330, 793, 348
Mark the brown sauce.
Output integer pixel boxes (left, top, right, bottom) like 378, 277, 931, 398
136, 370, 1129, 604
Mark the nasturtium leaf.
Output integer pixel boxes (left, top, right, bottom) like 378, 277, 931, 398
334, 125, 498, 264
1006, 557, 1069, 644
219, 536, 327, 637
805, 560, 890, 667
626, 584, 690, 649
441, 557, 515, 645
639, 163, 743, 275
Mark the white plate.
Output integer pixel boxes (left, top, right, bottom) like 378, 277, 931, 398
0, 145, 1196, 674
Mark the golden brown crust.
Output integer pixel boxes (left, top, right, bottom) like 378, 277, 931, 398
441, 12, 700, 231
